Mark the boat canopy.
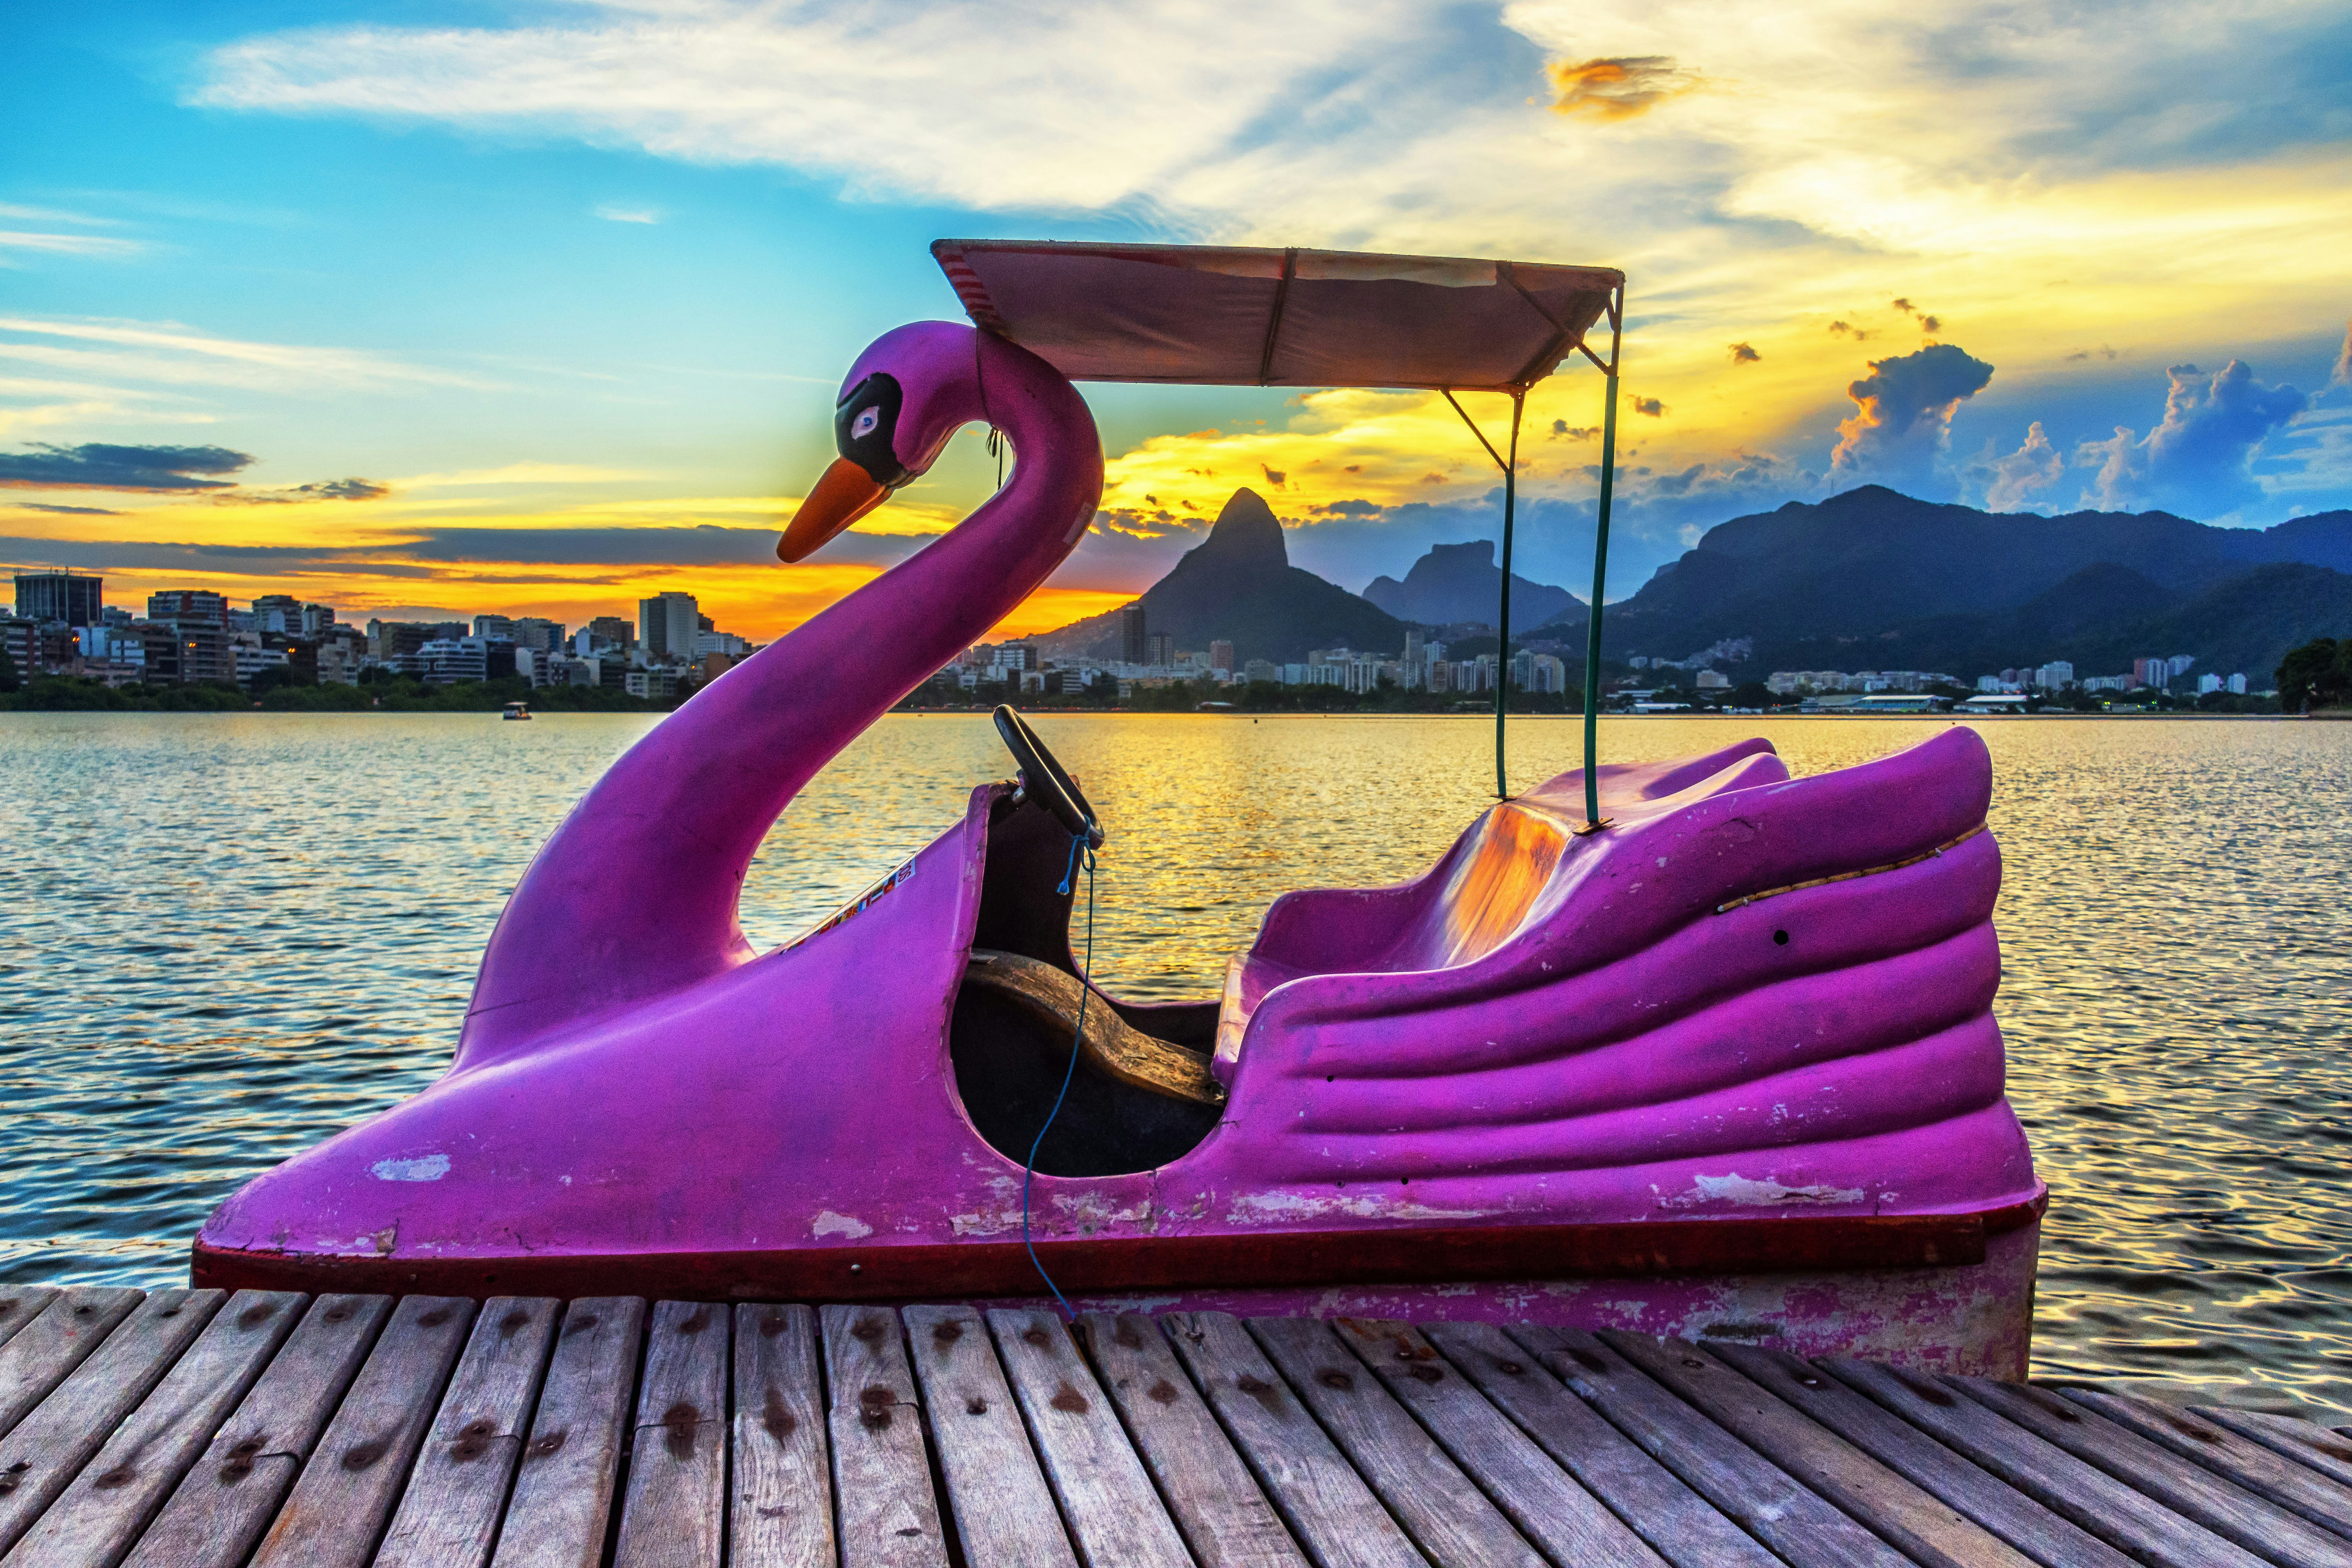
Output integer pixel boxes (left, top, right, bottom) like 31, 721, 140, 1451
932, 240, 1620, 393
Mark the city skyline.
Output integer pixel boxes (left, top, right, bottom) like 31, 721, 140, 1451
2, 1, 2348, 641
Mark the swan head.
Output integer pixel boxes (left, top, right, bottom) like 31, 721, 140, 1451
779, 321, 986, 563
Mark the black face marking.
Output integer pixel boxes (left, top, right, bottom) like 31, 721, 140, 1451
835, 372, 910, 488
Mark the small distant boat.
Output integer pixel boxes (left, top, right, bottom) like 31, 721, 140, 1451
502, 701, 533, 721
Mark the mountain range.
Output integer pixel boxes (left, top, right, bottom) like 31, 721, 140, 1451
1546, 486, 2352, 679
1042, 483, 2352, 682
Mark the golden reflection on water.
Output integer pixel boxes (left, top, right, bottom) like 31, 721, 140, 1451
2, 712, 2347, 1416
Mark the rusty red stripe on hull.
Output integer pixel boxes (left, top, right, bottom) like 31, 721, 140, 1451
192, 1197, 2043, 1303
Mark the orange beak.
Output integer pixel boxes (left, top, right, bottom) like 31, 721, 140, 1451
778, 458, 888, 563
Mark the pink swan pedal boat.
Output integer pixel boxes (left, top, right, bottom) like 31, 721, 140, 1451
194, 303, 2044, 1376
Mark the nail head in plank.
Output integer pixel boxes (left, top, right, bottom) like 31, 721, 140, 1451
1600, 1330, 2034, 1568
1076, 1312, 1309, 1568
4, 1289, 303, 1568
903, 1305, 1078, 1568
1250, 1315, 1549, 1568
2193, 1407, 2352, 1495
822, 1303, 948, 1568
376, 1296, 562, 1568
1706, 1342, 2133, 1568
0, 1289, 222, 1557
2058, 1388, 2352, 1544
1334, 1319, 1663, 1568
1946, 1375, 2352, 1568
613, 1300, 730, 1568
730, 1304, 836, 1568
1161, 1310, 1428, 1568
1421, 1319, 1777, 1568
0, 1289, 145, 1444
1822, 1355, 2269, 1568
492, 1297, 648, 1568
987, 1308, 1191, 1568
0, 1292, 58, 1355
122, 1294, 394, 1568
1511, 1325, 1910, 1568
246, 1294, 477, 1568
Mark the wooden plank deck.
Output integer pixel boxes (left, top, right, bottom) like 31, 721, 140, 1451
0, 1287, 2345, 1568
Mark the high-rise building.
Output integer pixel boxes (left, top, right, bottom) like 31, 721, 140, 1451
511, 617, 565, 652
1000, 643, 1037, 673
252, 593, 302, 633
16, 572, 103, 627
2166, 653, 2195, 681
300, 603, 336, 636
1208, 639, 1235, 675
1147, 633, 1173, 667
1119, 604, 1148, 664
146, 590, 228, 626
474, 614, 515, 639
591, 615, 636, 651
638, 593, 699, 665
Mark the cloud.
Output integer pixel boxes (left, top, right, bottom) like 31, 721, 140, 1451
1259, 463, 1287, 486
1829, 343, 1995, 493
0, 316, 490, 393
1546, 55, 1697, 120
1550, 421, 1599, 440
1313, 498, 1381, 516
0, 231, 143, 263
2078, 359, 2307, 515
0, 441, 255, 492
1631, 397, 1665, 417
1965, 421, 2065, 512
594, 206, 659, 224
2334, 321, 2351, 387
16, 502, 120, 515
1728, 343, 1760, 365
222, 476, 393, 504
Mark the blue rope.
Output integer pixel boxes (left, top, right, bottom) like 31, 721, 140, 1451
1023, 831, 1094, 1320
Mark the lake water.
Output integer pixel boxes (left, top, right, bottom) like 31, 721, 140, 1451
4, 712, 2348, 1417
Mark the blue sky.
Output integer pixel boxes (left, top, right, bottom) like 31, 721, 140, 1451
4, 0, 2348, 638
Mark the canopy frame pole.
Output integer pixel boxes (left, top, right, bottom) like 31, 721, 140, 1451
1577, 285, 1626, 835
1442, 388, 1527, 799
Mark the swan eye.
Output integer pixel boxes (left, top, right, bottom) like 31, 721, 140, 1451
852, 407, 881, 439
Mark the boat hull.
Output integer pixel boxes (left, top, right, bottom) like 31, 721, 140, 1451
193, 1201, 2040, 1378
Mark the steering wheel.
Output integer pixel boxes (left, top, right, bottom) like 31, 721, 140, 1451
993, 705, 1104, 850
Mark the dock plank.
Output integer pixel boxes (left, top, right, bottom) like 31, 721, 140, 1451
491, 1297, 647, 1568
822, 1303, 948, 1568
1602, 1330, 2036, 1568
902, 1305, 1076, 1568
1254, 1314, 1544, 1568
1949, 1375, 2352, 1568
245, 1294, 476, 1568
375, 1296, 561, 1568
1708, 1343, 2133, 1568
989, 1308, 1192, 1568
0, 1289, 144, 1443
1824, 1355, 2270, 1568
1077, 1312, 1309, 1568
2060, 1388, 2352, 1543
613, 1300, 729, 1568
0, 1289, 220, 1557
4, 1290, 303, 1568
2195, 1408, 2352, 1493
1162, 1310, 1428, 1568
730, 1304, 835, 1568
1334, 1318, 1662, 1568
122, 1294, 393, 1568
1512, 1323, 1910, 1568
0, 1292, 58, 1356
1422, 1320, 1777, 1568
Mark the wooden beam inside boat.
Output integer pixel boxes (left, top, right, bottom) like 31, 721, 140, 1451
0, 1281, 2344, 1568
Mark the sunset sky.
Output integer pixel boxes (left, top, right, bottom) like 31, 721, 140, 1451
4, 0, 2348, 642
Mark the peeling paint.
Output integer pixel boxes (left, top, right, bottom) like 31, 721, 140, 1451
370, 1154, 449, 1183
812, 1210, 873, 1240
1686, 1173, 1866, 1207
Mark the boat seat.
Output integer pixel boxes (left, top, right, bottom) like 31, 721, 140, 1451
964, 948, 1224, 1105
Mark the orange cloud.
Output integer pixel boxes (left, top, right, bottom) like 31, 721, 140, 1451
1546, 56, 1697, 121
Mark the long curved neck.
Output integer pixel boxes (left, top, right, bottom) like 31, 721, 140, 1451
457, 337, 1103, 1067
